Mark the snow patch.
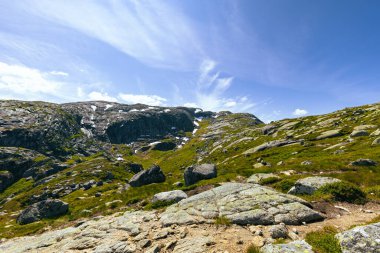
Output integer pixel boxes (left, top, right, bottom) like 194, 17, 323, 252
105, 104, 113, 110
80, 128, 93, 138
164, 109, 171, 113
91, 105, 97, 112
195, 108, 202, 113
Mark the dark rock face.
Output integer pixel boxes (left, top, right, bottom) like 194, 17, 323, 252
129, 165, 166, 187
150, 141, 176, 151
17, 199, 69, 225
0, 171, 14, 192
184, 164, 217, 186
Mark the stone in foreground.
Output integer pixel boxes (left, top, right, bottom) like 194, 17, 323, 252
17, 199, 69, 225
336, 222, 380, 253
184, 163, 217, 186
152, 190, 188, 203
288, 176, 341, 195
129, 165, 166, 187
261, 240, 314, 253
160, 183, 323, 226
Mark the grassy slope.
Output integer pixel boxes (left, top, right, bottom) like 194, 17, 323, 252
0, 103, 379, 238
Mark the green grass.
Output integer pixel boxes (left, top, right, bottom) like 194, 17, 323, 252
316, 182, 367, 204
305, 226, 342, 253
214, 216, 232, 227
245, 244, 261, 253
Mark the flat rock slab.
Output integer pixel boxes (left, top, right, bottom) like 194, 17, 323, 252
152, 190, 188, 203
173, 236, 214, 253
316, 129, 342, 140
261, 240, 314, 253
160, 183, 323, 226
288, 176, 341, 195
336, 222, 380, 253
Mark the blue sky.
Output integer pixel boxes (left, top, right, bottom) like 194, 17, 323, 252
0, 0, 379, 121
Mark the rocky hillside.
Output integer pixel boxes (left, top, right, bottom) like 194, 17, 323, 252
0, 100, 379, 252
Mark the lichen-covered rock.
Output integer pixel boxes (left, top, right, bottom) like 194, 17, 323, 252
160, 183, 323, 226
184, 164, 217, 186
261, 240, 314, 253
269, 223, 288, 239
316, 129, 342, 140
372, 137, 380, 145
152, 190, 188, 203
247, 173, 279, 184
288, 177, 341, 195
129, 165, 166, 187
336, 222, 380, 253
349, 158, 377, 166
17, 199, 69, 225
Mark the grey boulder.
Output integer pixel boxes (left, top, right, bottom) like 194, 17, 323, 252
17, 199, 69, 225
336, 222, 380, 253
316, 129, 342, 140
350, 130, 369, 137
129, 165, 166, 187
288, 176, 341, 195
247, 173, 279, 184
152, 190, 187, 203
184, 164, 217, 186
261, 240, 314, 253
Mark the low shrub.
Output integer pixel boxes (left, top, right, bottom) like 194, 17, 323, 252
305, 226, 342, 253
245, 244, 260, 253
260, 177, 281, 185
273, 179, 296, 192
214, 216, 231, 227
317, 182, 366, 204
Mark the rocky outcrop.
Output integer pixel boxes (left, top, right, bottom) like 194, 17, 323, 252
129, 165, 166, 187
336, 222, 380, 253
243, 139, 299, 154
17, 199, 69, 225
261, 240, 314, 253
125, 162, 143, 174
350, 130, 369, 137
160, 183, 323, 226
288, 177, 342, 195
152, 190, 187, 203
315, 129, 342, 140
184, 164, 217, 186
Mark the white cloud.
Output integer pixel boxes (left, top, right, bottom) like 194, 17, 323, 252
19, 0, 202, 70
184, 59, 256, 112
118, 93, 167, 106
49, 70, 69, 76
0, 62, 61, 100
292, 108, 308, 116
88, 91, 117, 102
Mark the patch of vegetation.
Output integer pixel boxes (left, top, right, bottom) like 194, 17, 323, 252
146, 200, 177, 210
245, 244, 260, 253
214, 215, 231, 227
317, 181, 366, 204
273, 178, 297, 192
259, 176, 281, 185
305, 226, 342, 253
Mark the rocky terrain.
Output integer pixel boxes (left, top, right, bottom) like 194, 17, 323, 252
0, 99, 379, 252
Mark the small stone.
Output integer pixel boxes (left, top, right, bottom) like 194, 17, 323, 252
138, 239, 151, 248
269, 223, 288, 239
95, 192, 102, 197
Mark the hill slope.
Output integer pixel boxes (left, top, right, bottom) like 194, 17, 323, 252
0, 100, 379, 252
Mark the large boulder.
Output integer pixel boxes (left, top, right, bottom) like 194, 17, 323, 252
160, 183, 323, 226
129, 165, 166, 187
350, 130, 369, 137
261, 240, 314, 253
349, 158, 377, 166
288, 176, 341, 195
152, 190, 187, 203
336, 222, 380, 253
17, 199, 69, 225
0, 171, 14, 192
184, 164, 217, 186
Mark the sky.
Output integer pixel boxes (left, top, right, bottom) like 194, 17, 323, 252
0, 0, 379, 122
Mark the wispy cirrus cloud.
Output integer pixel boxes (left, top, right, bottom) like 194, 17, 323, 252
17, 0, 203, 70
118, 93, 167, 106
183, 59, 256, 112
